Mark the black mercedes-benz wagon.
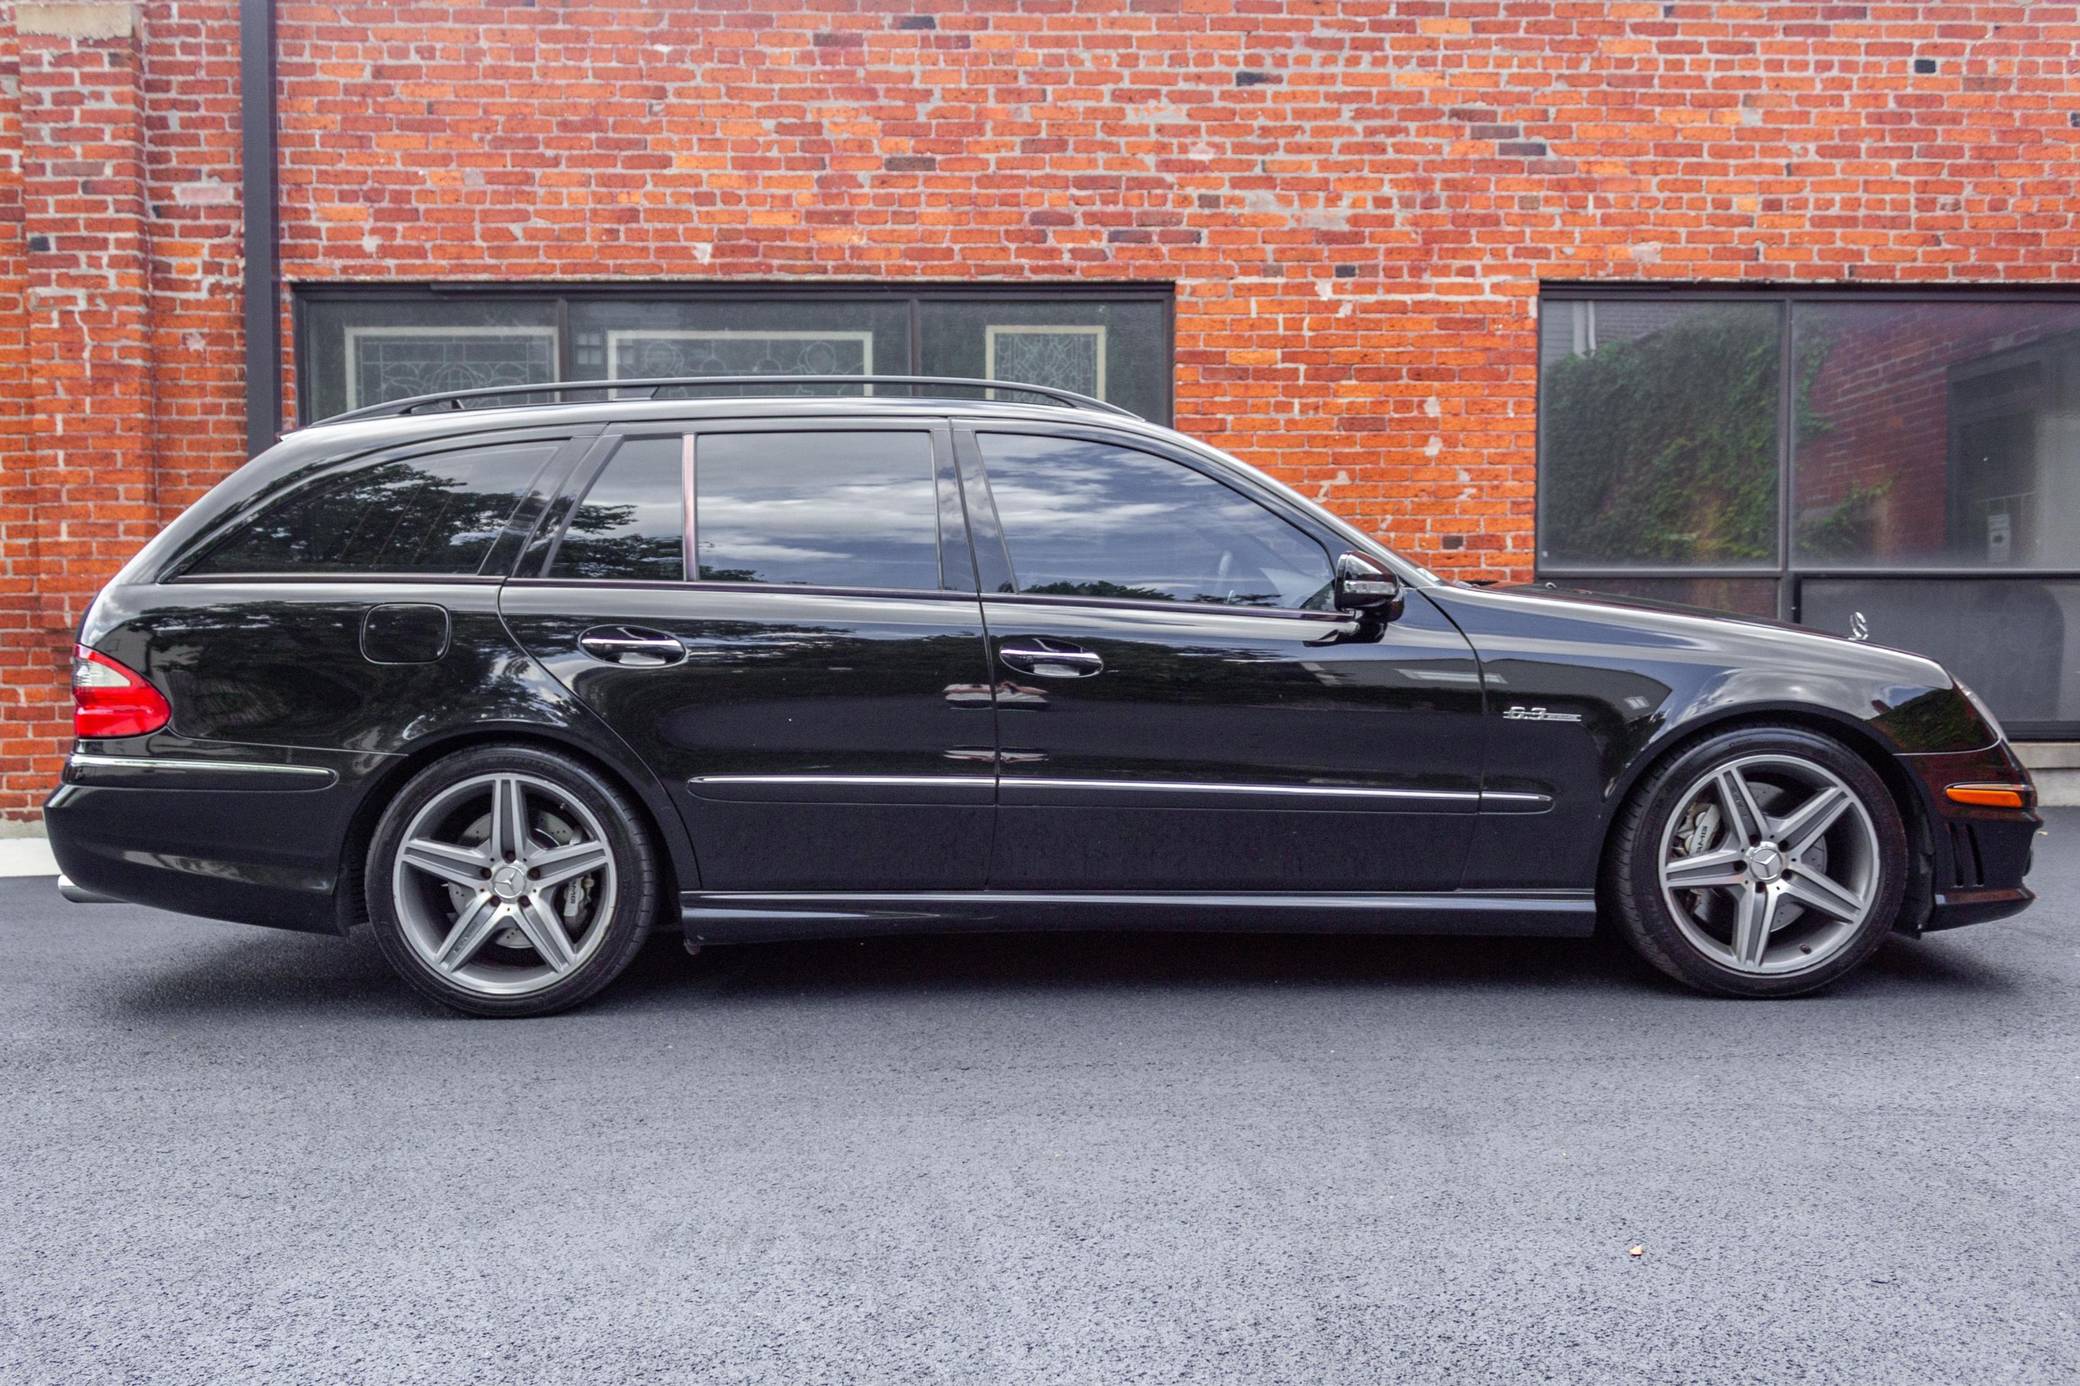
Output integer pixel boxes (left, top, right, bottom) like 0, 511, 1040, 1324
48, 375, 2039, 1015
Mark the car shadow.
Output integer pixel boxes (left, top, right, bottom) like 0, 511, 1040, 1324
601, 924, 2031, 1012
104, 918, 2027, 1024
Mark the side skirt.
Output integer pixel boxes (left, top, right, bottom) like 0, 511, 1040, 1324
682, 889, 1598, 944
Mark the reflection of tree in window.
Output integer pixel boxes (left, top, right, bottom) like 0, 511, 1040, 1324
1541, 305, 1798, 565
548, 437, 686, 582
189, 445, 552, 575
553, 500, 685, 581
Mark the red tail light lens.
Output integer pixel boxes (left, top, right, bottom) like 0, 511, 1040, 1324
72, 645, 171, 740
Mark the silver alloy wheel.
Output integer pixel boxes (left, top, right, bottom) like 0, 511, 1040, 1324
1656, 753, 1882, 977
390, 771, 618, 997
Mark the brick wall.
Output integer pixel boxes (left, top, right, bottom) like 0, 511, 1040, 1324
3, 0, 2080, 821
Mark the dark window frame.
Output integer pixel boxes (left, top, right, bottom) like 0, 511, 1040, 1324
1537, 284, 2080, 738
290, 281, 1177, 427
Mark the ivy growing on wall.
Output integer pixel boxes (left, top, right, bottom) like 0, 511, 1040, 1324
1541, 306, 1839, 565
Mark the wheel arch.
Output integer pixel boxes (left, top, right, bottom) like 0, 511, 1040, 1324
335, 724, 693, 934
1596, 704, 1934, 926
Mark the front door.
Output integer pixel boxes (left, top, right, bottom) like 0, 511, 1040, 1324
501, 419, 997, 891
960, 425, 1487, 892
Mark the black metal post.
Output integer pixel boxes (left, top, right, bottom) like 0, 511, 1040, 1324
240, 0, 280, 455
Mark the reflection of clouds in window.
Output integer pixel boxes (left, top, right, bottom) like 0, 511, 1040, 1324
987, 457, 1200, 535
698, 539, 851, 565
696, 433, 940, 589
980, 434, 1331, 609
699, 478, 937, 535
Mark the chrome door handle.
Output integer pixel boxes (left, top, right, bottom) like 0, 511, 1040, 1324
578, 627, 686, 668
999, 640, 1104, 679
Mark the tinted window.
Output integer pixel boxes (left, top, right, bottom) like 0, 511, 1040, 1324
187, 442, 556, 576
693, 432, 940, 589
1538, 299, 1781, 567
549, 436, 686, 580
979, 434, 1332, 609
1790, 300, 2080, 567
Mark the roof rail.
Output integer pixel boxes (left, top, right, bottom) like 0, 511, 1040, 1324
308, 374, 1141, 426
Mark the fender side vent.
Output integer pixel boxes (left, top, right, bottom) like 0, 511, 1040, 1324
1947, 822, 1985, 889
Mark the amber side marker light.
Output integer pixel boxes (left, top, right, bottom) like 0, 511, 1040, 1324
1945, 784, 2032, 809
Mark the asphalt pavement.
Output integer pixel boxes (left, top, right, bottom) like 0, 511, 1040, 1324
3, 813, 2075, 1385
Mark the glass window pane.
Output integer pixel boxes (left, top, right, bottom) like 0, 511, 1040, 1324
565, 299, 910, 397
980, 433, 1333, 610
1538, 300, 1782, 567
550, 436, 686, 581
1793, 301, 2080, 568
919, 299, 1170, 423
694, 431, 940, 590
1543, 576, 1781, 620
299, 298, 560, 423
1800, 578, 2080, 727
189, 443, 556, 575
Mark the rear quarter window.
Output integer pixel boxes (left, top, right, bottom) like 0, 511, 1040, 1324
185, 442, 558, 576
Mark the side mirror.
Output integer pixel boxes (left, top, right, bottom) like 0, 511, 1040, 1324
1333, 552, 1404, 621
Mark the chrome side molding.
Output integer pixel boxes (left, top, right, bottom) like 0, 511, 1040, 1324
687, 771, 1552, 811
68, 753, 336, 784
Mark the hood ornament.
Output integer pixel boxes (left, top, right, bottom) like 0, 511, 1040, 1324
1849, 611, 1869, 642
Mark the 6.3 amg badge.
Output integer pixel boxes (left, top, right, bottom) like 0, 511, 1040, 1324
1503, 705, 1583, 723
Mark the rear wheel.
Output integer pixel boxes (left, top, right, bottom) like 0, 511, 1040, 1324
366, 745, 659, 1017
1607, 726, 1908, 997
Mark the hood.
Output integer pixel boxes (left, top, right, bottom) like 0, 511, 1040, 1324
1477, 580, 1948, 678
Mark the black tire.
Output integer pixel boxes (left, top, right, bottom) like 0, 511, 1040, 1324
365, 744, 660, 1017
1605, 725, 1909, 998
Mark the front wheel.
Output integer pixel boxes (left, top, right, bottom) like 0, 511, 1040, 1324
1606, 727, 1909, 998
366, 745, 660, 1017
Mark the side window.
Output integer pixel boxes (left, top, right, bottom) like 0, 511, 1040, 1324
978, 433, 1334, 610
549, 436, 687, 581
187, 441, 557, 576
693, 431, 941, 590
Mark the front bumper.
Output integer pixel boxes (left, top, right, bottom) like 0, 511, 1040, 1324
1899, 740, 2040, 932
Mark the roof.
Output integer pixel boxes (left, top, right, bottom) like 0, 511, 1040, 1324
283, 382, 1185, 463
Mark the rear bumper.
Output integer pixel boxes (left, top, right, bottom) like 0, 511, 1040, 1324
1900, 741, 2040, 933
43, 752, 372, 934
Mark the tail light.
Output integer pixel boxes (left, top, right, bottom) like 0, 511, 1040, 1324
72, 645, 171, 739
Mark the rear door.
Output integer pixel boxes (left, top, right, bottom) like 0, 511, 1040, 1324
960, 424, 1487, 892
499, 418, 999, 891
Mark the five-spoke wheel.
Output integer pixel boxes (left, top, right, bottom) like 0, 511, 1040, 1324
1656, 755, 1880, 975
1610, 727, 1907, 997
366, 746, 658, 1016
